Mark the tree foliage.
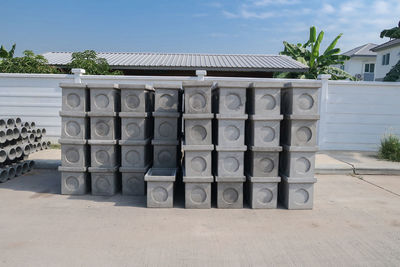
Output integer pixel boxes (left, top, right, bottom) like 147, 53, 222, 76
0, 43, 16, 59
380, 21, 400, 39
381, 21, 400, 82
276, 26, 356, 80
67, 50, 122, 75
0, 50, 60, 74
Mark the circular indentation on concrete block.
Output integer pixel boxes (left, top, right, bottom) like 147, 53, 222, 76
296, 157, 311, 173
159, 94, 174, 109
158, 150, 172, 164
190, 186, 207, 204
189, 93, 206, 111
191, 156, 207, 173
65, 148, 79, 163
67, 93, 80, 108
126, 176, 140, 189
125, 123, 140, 138
95, 150, 109, 165
95, 121, 110, 137
65, 121, 81, 137
65, 176, 79, 191
126, 150, 140, 165
223, 188, 239, 204
151, 186, 168, 203
224, 125, 240, 141
294, 188, 309, 204
190, 125, 207, 141
257, 188, 273, 204
223, 157, 239, 173
94, 94, 109, 109
296, 127, 312, 144
125, 94, 140, 110
261, 126, 275, 142
260, 94, 276, 110
159, 122, 173, 137
224, 93, 242, 111
96, 176, 110, 192
298, 93, 314, 110
259, 157, 274, 173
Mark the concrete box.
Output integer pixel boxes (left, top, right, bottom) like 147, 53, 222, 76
247, 82, 283, 115
246, 176, 280, 209
184, 181, 212, 209
89, 140, 119, 168
59, 166, 89, 195
89, 113, 119, 140
88, 83, 120, 113
119, 139, 151, 168
247, 115, 283, 147
182, 144, 213, 177
279, 145, 317, 178
246, 146, 281, 177
120, 112, 152, 140
152, 139, 179, 168
145, 168, 176, 208
214, 114, 247, 147
119, 84, 154, 113
281, 115, 319, 147
215, 146, 246, 177
183, 81, 213, 114
279, 175, 316, 210
212, 81, 249, 115
60, 112, 88, 140
281, 82, 321, 116
153, 84, 182, 113
59, 139, 88, 168
120, 165, 150, 195
60, 83, 89, 113
89, 167, 120, 196
153, 112, 180, 140
183, 114, 213, 145
215, 176, 246, 209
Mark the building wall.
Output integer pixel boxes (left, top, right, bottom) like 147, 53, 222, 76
374, 45, 400, 81
343, 57, 376, 80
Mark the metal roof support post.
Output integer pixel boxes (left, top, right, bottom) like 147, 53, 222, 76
72, 68, 86, 83
196, 70, 207, 81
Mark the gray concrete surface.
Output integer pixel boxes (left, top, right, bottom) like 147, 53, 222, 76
1, 170, 399, 266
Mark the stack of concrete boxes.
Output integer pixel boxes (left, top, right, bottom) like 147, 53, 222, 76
119, 84, 154, 195
145, 84, 182, 208
182, 81, 214, 209
279, 81, 321, 209
87, 84, 121, 196
213, 81, 249, 208
59, 83, 90, 195
245, 82, 284, 209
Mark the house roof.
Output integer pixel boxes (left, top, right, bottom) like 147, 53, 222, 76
342, 43, 377, 57
371, 39, 400, 52
42, 52, 308, 72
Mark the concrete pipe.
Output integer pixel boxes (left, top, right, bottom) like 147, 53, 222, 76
29, 129, 37, 135
23, 122, 30, 128
15, 118, 22, 127
28, 160, 35, 170
36, 128, 42, 138
7, 147, 16, 161
14, 146, 23, 158
41, 128, 46, 136
47, 141, 51, 149
0, 130, 6, 143
0, 119, 6, 131
7, 166, 16, 179
30, 122, 36, 129
13, 164, 22, 177
13, 128, 20, 139
0, 169, 8, 183
35, 137, 42, 143
6, 128, 14, 141
22, 144, 31, 156
37, 142, 42, 151
6, 118, 15, 128
19, 127, 28, 139
0, 149, 6, 163
28, 133, 35, 143
42, 141, 47, 150
22, 161, 29, 173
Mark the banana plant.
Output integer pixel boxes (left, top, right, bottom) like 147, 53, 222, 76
0, 43, 16, 59
380, 21, 400, 39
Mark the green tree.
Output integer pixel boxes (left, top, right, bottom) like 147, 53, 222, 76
381, 21, 400, 81
380, 21, 400, 39
67, 50, 122, 75
276, 26, 356, 80
0, 50, 60, 74
0, 43, 16, 59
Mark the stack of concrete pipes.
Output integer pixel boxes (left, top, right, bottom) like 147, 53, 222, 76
0, 117, 50, 183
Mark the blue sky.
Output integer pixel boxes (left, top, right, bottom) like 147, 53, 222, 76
1, 0, 399, 56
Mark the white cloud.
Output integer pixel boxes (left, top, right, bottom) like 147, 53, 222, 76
321, 3, 335, 14
373, 1, 390, 14
252, 0, 299, 6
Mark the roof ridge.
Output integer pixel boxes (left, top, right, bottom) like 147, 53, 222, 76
43, 51, 285, 57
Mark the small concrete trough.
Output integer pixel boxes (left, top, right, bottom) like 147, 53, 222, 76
119, 84, 154, 113
88, 113, 119, 140
152, 139, 179, 168
59, 139, 88, 168
280, 115, 319, 147
120, 112, 152, 141
60, 111, 88, 140
88, 140, 119, 168
246, 176, 280, 209
153, 84, 182, 113
182, 144, 213, 177
145, 168, 176, 208
183, 114, 213, 145
212, 81, 249, 115
89, 167, 120, 196
279, 175, 317, 210
246, 146, 282, 177
60, 83, 89, 113
214, 146, 246, 178
246, 115, 283, 147
88, 83, 120, 113
153, 112, 180, 141
183, 175, 213, 209
281, 81, 321, 116
119, 139, 151, 168
182, 81, 213, 114
59, 166, 89, 195
279, 145, 317, 178
247, 81, 283, 115
214, 114, 248, 147
120, 165, 150, 196
215, 176, 246, 209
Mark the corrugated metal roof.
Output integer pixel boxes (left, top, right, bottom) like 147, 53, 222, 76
371, 39, 400, 52
42, 52, 308, 72
342, 43, 377, 57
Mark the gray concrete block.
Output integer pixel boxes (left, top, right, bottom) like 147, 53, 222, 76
247, 82, 283, 115
152, 139, 179, 168
279, 145, 317, 178
119, 84, 154, 113
184, 182, 211, 209
281, 115, 319, 147
60, 83, 88, 113
212, 81, 249, 115
182, 81, 213, 114
88, 83, 120, 113
215, 146, 246, 177
182, 144, 213, 177
246, 146, 282, 177
119, 139, 151, 168
88, 113, 119, 140
153, 84, 182, 113
279, 175, 316, 210
60, 112, 88, 140
215, 176, 246, 209
119, 165, 150, 195
183, 114, 213, 145
215, 114, 247, 147
120, 112, 152, 140
246, 176, 280, 209
282, 82, 321, 116
88, 140, 119, 168
58, 166, 89, 195
89, 167, 120, 196
59, 139, 88, 168
145, 168, 176, 208
247, 115, 283, 147
153, 112, 180, 140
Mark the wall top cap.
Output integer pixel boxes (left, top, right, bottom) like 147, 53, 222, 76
87, 83, 119, 89
152, 83, 182, 90
71, 68, 86, 74
284, 81, 322, 88
249, 81, 286, 88
118, 84, 154, 90
182, 80, 214, 87
59, 83, 87, 89
213, 81, 251, 89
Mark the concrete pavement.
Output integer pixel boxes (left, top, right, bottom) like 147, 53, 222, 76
0, 170, 399, 266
